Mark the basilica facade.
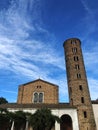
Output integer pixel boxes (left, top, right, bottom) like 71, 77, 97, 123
0, 38, 98, 130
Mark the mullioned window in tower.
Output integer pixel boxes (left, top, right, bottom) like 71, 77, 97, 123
72, 47, 77, 53
74, 56, 79, 61
77, 73, 81, 79
71, 40, 77, 44
75, 64, 80, 70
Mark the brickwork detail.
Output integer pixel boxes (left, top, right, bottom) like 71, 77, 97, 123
63, 38, 96, 130
17, 79, 58, 104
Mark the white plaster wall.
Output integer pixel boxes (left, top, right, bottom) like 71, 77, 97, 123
92, 104, 98, 130
52, 109, 79, 130
8, 108, 79, 130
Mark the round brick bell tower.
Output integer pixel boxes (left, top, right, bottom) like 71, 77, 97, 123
63, 38, 96, 130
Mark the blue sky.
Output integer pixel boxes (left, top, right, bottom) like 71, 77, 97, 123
0, 0, 98, 102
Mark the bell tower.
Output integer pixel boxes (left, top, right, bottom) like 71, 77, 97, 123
63, 38, 96, 130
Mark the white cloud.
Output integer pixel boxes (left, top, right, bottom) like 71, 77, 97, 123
88, 78, 98, 100
1, 90, 17, 94
0, 0, 97, 103
78, 0, 97, 40
82, 40, 98, 75
0, 0, 65, 95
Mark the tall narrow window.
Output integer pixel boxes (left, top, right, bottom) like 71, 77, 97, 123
39, 93, 43, 103
81, 97, 84, 103
69, 87, 72, 97
84, 111, 87, 118
79, 85, 83, 90
72, 47, 77, 53
71, 98, 73, 105
34, 93, 38, 103
75, 64, 80, 70
71, 40, 77, 44
74, 56, 79, 61
69, 87, 72, 92
77, 73, 81, 78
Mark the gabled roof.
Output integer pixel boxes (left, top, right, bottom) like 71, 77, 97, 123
20, 78, 59, 87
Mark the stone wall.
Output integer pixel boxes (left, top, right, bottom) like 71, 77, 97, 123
63, 38, 96, 130
17, 79, 58, 104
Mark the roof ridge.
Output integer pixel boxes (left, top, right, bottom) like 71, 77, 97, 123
20, 78, 59, 87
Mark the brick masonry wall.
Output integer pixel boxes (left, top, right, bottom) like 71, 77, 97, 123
17, 79, 58, 104
63, 38, 96, 130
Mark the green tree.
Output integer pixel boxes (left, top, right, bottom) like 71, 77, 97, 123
29, 108, 60, 130
0, 108, 32, 130
12, 111, 27, 130
11, 111, 31, 130
0, 97, 8, 104
0, 108, 11, 130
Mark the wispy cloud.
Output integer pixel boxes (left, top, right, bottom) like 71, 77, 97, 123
78, 0, 98, 40
0, 0, 98, 102
0, 0, 64, 78
82, 39, 98, 75
1, 90, 17, 94
0, 0, 66, 102
88, 78, 98, 100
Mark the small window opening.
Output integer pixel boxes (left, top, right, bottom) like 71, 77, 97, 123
72, 47, 77, 53
84, 111, 87, 118
81, 97, 84, 103
79, 85, 83, 90
75, 64, 80, 70
37, 85, 41, 88
70, 87, 72, 92
71, 98, 73, 105
74, 56, 79, 61
71, 40, 77, 44
77, 73, 81, 78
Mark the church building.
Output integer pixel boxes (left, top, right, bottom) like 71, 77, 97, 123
0, 38, 98, 130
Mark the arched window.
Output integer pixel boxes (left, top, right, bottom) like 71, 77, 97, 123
39, 93, 43, 103
71, 40, 77, 44
75, 64, 80, 70
74, 56, 79, 61
72, 47, 77, 53
77, 73, 81, 78
33, 92, 44, 103
34, 93, 38, 103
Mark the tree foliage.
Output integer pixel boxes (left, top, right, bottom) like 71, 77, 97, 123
0, 97, 8, 104
0, 107, 60, 130
29, 108, 60, 130
0, 108, 11, 130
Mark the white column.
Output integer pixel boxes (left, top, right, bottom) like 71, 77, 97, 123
55, 121, 60, 130
11, 121, 14, 130
25, 120, 29, 130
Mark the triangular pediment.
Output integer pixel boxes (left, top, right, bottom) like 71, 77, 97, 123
20, 78, 58, 88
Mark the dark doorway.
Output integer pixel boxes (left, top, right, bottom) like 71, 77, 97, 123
60, 114, 73, 130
